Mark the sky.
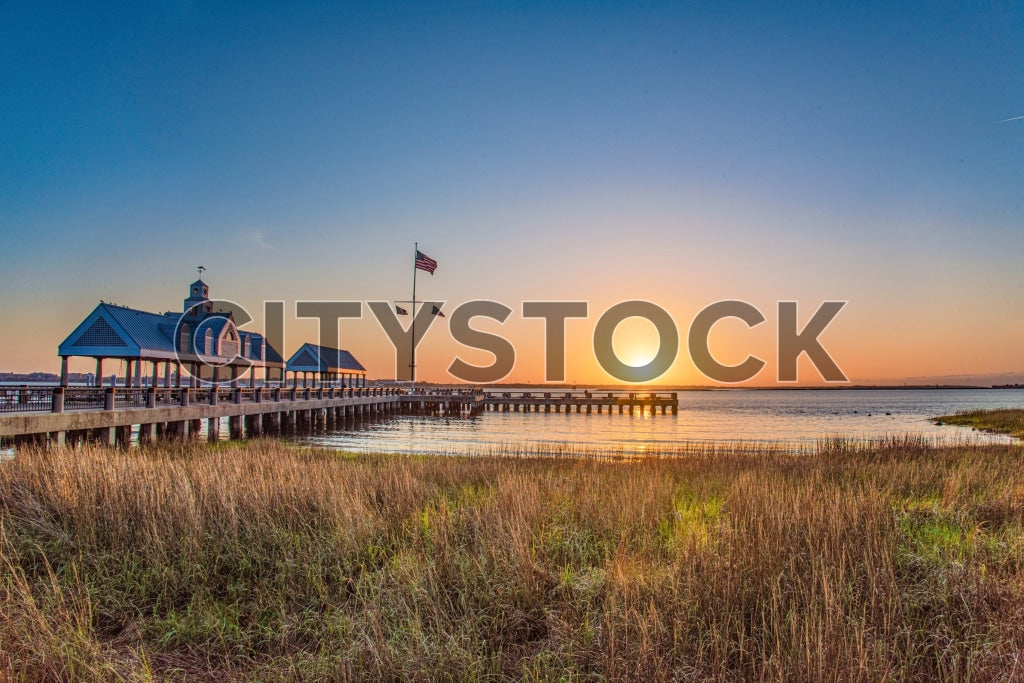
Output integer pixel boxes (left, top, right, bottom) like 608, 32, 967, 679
1, 1, 1022, 385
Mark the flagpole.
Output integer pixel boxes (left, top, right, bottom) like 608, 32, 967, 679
410, 241, 418, 390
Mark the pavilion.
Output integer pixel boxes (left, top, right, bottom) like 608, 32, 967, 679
57, 278, 285, 387
285, 343, 367, 388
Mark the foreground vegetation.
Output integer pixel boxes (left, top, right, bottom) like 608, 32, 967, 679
934, 407, 1024, 439
2, 439, 1024, 681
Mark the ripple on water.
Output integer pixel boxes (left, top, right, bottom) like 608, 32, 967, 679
292, 388, 1021, 456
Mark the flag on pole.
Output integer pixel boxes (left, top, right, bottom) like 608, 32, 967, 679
395, 305, 408, 315
431, 305, 445, 317
415, 250, 438, 274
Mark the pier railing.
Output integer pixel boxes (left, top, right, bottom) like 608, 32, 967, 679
481, 389, 680, 415
485, 390, 678, 402
0, 386, 53, 413
1, 385, 407, 415
3, 385, 676, 415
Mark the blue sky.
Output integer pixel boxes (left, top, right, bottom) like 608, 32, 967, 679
1, 1, 1022, 382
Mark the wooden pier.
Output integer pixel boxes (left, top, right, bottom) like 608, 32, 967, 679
0, 385, 486, 447
483, 390, 679, 416
0, 386, 679, 447
403, 389, 487, 417
0, 278, 675, 448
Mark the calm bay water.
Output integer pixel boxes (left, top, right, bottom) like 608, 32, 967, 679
296, 388, 1024, 456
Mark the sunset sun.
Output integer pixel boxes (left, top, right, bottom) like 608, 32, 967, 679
612, 317, 661, 368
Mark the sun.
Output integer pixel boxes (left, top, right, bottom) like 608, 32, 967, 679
612, 317, 660, 368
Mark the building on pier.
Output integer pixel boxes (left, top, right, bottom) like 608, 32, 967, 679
285, 343, 367, 387
57, 278, 284, 388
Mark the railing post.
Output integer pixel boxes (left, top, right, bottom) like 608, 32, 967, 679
233, 388, 242, 405
104, 387, 115, 411
146, 387, 156, 408
51, 387, 65, 413
272, 387, 280, 402
211, 384, 219, 406
255, 387, 262, 403
181, 387, 191, 407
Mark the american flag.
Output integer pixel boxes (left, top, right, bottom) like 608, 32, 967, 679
415, 250, 437, 274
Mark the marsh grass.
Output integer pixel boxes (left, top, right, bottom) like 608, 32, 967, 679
1, 438, 1024, 680
934, 408, 1024, 439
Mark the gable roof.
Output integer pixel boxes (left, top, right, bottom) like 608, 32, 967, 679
60, 302, 284, 366
286, 343, 365, 373
59, 304, 149, 358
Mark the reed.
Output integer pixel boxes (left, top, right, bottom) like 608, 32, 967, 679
1, 438, 1023, 680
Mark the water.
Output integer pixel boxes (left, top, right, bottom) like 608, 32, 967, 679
296, 388, 1024, 456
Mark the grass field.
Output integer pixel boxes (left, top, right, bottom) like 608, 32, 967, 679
934, 407, 1024, 440
2, 437, 1024, 681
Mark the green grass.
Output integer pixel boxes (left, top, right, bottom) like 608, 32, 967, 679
933, 407, 1024, 439
2, 438, 1024, 680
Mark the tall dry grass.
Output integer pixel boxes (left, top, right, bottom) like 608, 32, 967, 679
1, 438, 1023, 680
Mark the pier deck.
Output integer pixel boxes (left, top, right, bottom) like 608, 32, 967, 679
0, 386, 679, 446
483, 390, 679, 415
0, 386, 453, 445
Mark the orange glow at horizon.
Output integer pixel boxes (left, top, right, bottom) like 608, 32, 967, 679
7, 255, 1024, 388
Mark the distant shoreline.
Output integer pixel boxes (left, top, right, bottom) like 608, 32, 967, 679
396, 383, 1021, 392
2, 380, 1023, 391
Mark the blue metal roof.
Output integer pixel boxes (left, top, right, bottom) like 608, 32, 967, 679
59, 305, 142, 357
59, 302, 284, 366
286, 343, 365, 373
104, 304, 179, 355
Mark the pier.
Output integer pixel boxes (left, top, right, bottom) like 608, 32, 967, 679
0, 387, 680, 446
0, 385, 487, 446
484, 390, 679, 416
0, 278, 680, 448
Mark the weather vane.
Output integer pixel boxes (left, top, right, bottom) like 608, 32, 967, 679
197, 265, 206, 277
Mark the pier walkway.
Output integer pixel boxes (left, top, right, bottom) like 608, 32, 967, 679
0, 385, 484, 446
483, 390, 679, 415
0, 386, 679, 447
